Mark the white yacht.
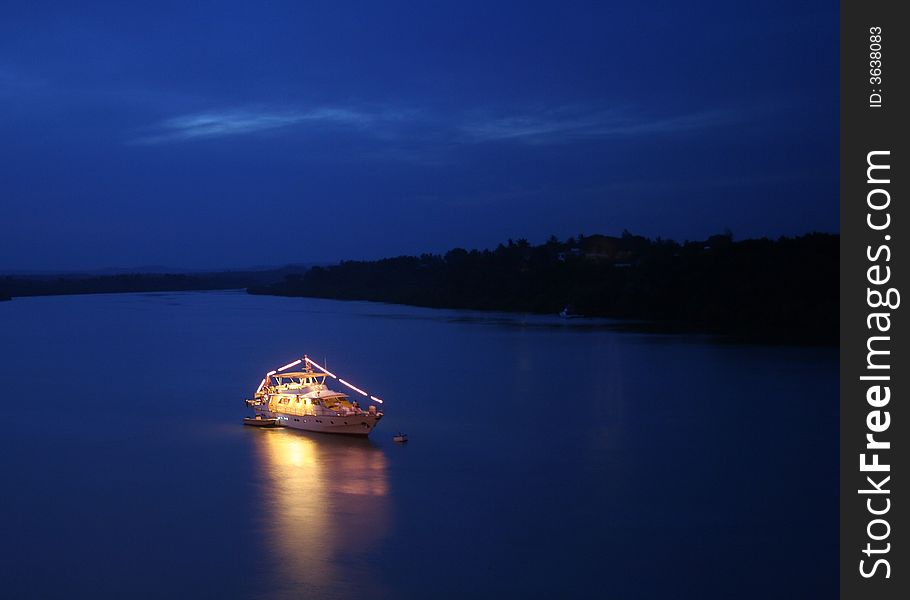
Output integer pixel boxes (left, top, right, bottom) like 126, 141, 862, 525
245, 355, 384, 436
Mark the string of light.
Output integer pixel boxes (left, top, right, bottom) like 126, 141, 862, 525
256, 355, 384, 404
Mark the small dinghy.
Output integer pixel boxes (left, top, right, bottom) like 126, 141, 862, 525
243, 416, 281, 428
559, 304, 583, 319
393, 432, 408, 443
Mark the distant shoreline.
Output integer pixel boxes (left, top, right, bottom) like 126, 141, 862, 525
248, 232, 839, 346
2, 232, 838, 345
0, 268, 298, 300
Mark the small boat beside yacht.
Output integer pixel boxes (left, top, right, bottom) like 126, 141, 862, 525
243, 415, 280, 428
559, 304, 583, 319
244, 355, 384, 436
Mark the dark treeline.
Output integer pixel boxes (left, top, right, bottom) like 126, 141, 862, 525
249, 232, 838, 344
0, 269, 296, 299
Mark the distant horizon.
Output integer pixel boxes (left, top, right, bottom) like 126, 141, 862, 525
1, 227, 838, 274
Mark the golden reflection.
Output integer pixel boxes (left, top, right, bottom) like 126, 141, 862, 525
251, 430, 390, 596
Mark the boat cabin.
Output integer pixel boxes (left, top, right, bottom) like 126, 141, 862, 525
270, 371, 328, 388
259, 371, 366, 417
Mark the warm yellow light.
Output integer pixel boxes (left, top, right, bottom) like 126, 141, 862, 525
255, 378, 267, 394
305, 357, 337, 378
278, 359, 302, 372
339, 378, 368, 396
251, 427, 389, 588
270, 354, 384, 405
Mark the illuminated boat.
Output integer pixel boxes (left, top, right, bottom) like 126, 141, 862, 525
244, 355, 384, 436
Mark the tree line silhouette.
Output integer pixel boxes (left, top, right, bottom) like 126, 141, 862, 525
1, 232, 838, 343
248, 232, 838, 343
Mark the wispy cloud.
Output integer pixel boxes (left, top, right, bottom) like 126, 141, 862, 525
131, 107, 386, 145
131, 103, 749, 148
459, 107, 743, 144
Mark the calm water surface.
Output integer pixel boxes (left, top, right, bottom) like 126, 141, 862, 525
0, 291, 837, 599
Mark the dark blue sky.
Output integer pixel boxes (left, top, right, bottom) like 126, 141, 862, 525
1, 0, 838, 271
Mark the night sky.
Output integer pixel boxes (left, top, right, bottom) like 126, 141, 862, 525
1, 1, 838, 271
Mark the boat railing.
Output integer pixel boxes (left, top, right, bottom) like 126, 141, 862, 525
273, 405, 367, 418
274, 406, 315, 417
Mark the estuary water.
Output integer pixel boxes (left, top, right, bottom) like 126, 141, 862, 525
0, 291, 837, 599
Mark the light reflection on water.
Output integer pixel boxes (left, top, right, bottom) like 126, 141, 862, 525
250, 430, 389, 599
0, 291, 838, 599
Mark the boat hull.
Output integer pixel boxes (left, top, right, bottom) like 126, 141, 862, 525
255, 408, 382, 436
